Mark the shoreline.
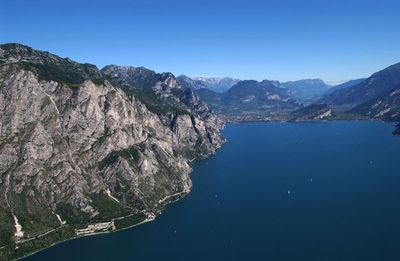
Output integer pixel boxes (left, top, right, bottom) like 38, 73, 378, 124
223, 118, 399, 130
9, 120, 399, 260
14, 189, 191, 261
15, 217, 154, 261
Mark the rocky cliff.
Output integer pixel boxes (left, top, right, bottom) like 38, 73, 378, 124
0, 44, 224, 260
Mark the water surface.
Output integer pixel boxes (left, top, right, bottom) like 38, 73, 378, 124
27, 121, 400, 260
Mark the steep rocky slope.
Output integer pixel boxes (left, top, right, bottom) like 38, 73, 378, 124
0, 44, 224, 259
349, 82, 400, 122
101, 65, 224, 158
310, 62, 400, 131
325, 78, 366, 95
322, 62, 400, 106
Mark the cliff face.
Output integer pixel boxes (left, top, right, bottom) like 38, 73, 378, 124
101, 65, 224, 158
0, 44, 224, 259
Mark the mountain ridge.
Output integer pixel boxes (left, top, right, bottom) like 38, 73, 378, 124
177, 75, 239, 93
281, 79, 331, 100
0, 43, 224, 260
322, 62, 400, 106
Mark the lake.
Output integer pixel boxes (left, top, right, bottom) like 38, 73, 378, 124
26, 121, 400, 260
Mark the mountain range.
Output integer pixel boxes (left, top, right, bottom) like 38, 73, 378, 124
297, 63, 400, 124
187, 62, 400, 126
195, 80, 300, 121
325, 78, 366, 95
322, 63, 400, 106
178, 75, 333, 101
281, 79, 331, 101
0, 44, 224, 260
1, 43, 400, 259
177, 75, 239, 93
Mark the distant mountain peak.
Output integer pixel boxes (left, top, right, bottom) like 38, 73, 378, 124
177, 75, 240, 93
281, 79, 331, 100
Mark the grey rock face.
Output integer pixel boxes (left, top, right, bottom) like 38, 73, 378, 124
0, 44, 224, 258
101, 65, 224, 158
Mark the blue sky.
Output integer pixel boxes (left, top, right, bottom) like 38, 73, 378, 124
1, 0, 400, 83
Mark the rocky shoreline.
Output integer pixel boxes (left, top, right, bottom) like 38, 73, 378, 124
0, 44, 225, 260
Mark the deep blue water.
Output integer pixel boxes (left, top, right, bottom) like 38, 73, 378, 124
27, 121, 400, 260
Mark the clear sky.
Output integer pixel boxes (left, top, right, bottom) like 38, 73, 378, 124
1, 0, 400, 83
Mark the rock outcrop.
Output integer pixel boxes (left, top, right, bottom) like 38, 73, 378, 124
0, 44, 224, 259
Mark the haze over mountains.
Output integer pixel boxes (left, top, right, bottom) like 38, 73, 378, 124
177, 60, 400, 132
292, 62, 400, 125
322, 63, 400, 106
325, 78, 366, 95
281, 79, 331, 101
1, 43, 400, 260
179, 74, 378, 101
178, 76, 335, 100
177, 75, 239, 93
193, 80, 300, 121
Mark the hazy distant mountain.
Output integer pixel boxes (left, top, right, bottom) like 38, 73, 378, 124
195, 88, 223, 109
177, 76, 239, 93
325, 78, 366, 95
176, 75, 207, 90
281, 79, 331, 100
196, 80, 300, 120
292, 63, 400, 125
322, 62, 400, 106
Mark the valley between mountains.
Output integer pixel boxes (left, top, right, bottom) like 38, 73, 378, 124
0, 43, 399, 260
